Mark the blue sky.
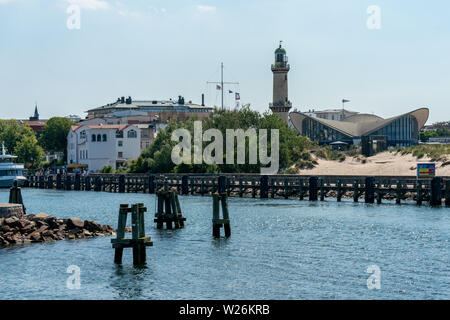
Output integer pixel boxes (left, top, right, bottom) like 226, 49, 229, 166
0, 0, 449, 123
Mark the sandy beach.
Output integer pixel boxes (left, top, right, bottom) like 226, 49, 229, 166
298, 151, 450, 176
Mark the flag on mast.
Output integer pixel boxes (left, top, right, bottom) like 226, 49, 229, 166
342, 99, 350, 103
216, 85, 222, 90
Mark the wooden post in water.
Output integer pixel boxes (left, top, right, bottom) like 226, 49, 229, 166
396, 180, 402, 205
111, 203, 153, 265
47, 175, 53, 189
9, 180, 26, 214
181, 175, 189, 195
74, 174, 81, 191
320, 178, 325, 201
337, 179, 342, 202
430, 177, 442, 206
94, 176, 102, 192
85, 176, 91, 191
309, 177, 318, 201
365, 177, 375, 204
56, 173, 62, 189
299, 178, 304, 200
353, 179, 359, 202
154, 191, 186, 229
118, 175, 125, 193
416, 179, 423, 205
212, 193, 231, 238
376, 179, 382, 204
260, 175, 269, 199
148, 175, 155, 194
38, 176, 45, 189
445, 180, 450, 207
65, 175, 72, 191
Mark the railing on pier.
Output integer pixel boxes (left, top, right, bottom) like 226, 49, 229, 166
24, 173, 450, 206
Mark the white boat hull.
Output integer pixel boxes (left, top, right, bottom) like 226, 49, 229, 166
0, 176, 27, 188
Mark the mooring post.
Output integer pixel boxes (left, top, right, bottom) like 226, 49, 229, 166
212, 193, 231, 238
353, 179, 359, 202
38, 175, 45, 189
365, 177, 375, 204
74, 173, 81, 191
56, 173, 62, 189
260, 175, 269, 199
47, 175, 53, 189
376, 179, 382, 204
416, 179, 422, 205
94, 176, 102, 192
337, 179, 342, 202
113, 204, 129, 264
118, 175, 125, 193
396, 180, 402, 205
212, 194, 220, 238
112, 203, 152, 266
320, 179, 325, 201
84, 176, 90, 191
445, 180, 450, 207
148, 175, 155, 194
430, 177, 442, 206
181, 175, 189, 195
299, 178, 304, 200
9, 180, 26, 214
154, 191, 186, 229
65, 175, 72, 191
309, 177, 318, 201
218, 176, 226, 194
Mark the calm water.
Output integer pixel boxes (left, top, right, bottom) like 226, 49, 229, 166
0, 188, 448, 300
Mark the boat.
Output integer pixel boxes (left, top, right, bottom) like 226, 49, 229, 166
0, 142, 27, 188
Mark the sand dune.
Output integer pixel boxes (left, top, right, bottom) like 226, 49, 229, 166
298, 151, 450, 176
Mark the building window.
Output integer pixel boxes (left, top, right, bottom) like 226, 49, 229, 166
127, 129, 137, 138
92, 134, 96, 142
118, 140, 123, 147
118, 152, 123, 158
145, 142, 150, 148
97, 134, 101, 142
102, 134, 107, 142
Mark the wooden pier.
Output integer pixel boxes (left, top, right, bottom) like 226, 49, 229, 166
24, 173, 450, 206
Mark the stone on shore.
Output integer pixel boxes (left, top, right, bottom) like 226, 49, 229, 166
0, 209, 115, 248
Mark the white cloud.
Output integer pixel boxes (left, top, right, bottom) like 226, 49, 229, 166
66, 0, 109, 10
0, 0, 15, 4
196, 5, 216, 13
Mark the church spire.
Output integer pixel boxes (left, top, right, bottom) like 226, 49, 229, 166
30, 102, 39, 121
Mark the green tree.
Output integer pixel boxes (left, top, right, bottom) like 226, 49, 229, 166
0, 119, 36, 154
128, 106, 315, 174
39, 117, 74, 158
14, 134, 45, 168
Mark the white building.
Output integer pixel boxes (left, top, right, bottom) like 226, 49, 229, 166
302, 109, 358, 121
67, 124, 142, 172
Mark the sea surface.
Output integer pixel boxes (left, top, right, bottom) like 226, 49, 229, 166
0, 188, 448, 300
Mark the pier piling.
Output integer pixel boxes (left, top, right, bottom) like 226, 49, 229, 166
445, 180, 450, 207
154, 191, 186, 229
309, 177, 318, 201
212, 193, 231, 238
111, 203, 152, 265
365, 177, 375, 204
260, 175, 269, 199
430, 177, 442, 206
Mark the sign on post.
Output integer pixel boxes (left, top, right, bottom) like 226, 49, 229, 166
417, 163, 435, 178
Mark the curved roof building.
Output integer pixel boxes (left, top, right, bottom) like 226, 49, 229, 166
290, 108, 429, 147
